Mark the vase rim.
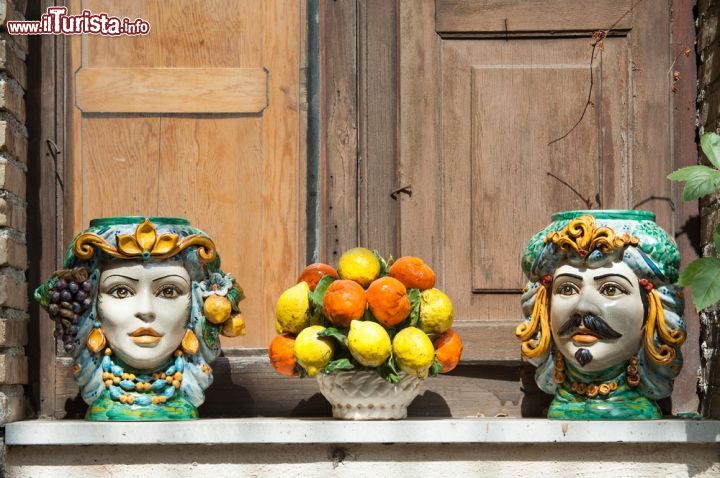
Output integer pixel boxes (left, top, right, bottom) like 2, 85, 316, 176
88, 216, 190, 227
551, 209, 656, 222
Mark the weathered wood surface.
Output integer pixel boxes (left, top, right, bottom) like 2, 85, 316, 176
27, 0, 65, 417
398, 0, 441, 267
358, 0, 399, 257
435, 0, 633, 34
320, 0, 359, 263
75, 68, 268, 113
54, 355, 550, 419
669, 0, 700, 415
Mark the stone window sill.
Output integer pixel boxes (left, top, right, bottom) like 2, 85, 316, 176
5, 418, 720, 445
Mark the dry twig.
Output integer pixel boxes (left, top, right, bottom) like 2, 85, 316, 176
548, 0, 645, 145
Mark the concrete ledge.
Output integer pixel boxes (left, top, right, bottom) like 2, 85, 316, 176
5, 418, 720, 445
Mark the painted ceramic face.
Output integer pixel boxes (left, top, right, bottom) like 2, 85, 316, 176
550, 261, 644, 372
97, 262, 191, 370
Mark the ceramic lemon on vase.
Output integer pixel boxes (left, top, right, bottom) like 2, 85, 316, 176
34, 217, 246, 420
516, 210, 686, 419
269, 248, 464, 420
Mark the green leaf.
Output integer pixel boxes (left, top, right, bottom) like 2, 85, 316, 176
363, 308, 379, 323
33, 277, 58, 309
375, 364, 400, 384
373, 352, 402, 383
308, 274, 336, 310
309, 307, 326, 327
323, 358, 355, 374
667, 165, 719, 181
387, 352, 400, 375
428, 358, 443, 377
373, 250, 392, 277
678, 257, 720, 311
408, 288, 421, 327
701, 132, 720, 169
317, 327, 349, 349
226, 286, 245, 312
677, 258, 705, 286
714, 225, 720, 252
683, 173, 720, 201
667, 165, 720, 201
295, 363, 308, 378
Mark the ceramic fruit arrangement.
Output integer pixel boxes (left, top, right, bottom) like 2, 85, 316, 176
269, 248, 463, 382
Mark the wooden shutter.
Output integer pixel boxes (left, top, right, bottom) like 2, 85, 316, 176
398, 0, 678, 362
66, 0, 302, 351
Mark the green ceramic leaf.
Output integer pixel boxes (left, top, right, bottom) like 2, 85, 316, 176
295, 363, 308, 378
317, 327, 349, 349
374, 352, 401, 383
373, 250, 393, 277
226, 286, 245, 312
678, 257, 720, 311
33, 277, 58, 309
363, 308, 379, 323
428, 357, 443, 377
308, 274, 336, 309
375, 365, 400, 384
323, 358, 355, 374
408, 288, 421, 327
700, 132, 720, 169
387, 352, 400, 375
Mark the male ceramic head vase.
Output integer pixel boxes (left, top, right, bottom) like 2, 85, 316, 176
516, 210, 686, 419
34, 217, 246, 420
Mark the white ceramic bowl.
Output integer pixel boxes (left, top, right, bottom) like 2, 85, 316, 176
316, 371, 423, 420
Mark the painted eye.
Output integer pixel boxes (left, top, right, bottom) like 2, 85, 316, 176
157, 285, 182, 299
556, 283, 578, 296
108, 286, 133, 299
600, 283, 627, 297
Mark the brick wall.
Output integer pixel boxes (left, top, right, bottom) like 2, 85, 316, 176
0, 0, 27, 426
698, 0, 720, 417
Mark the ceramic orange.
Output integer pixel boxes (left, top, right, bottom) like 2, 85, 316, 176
433, 329, 463, 373
388, 256, 436, 291
322, 279, 367, 328
366, 277, 411, 327
297, 263, 339, 291
269, 334, 298, 377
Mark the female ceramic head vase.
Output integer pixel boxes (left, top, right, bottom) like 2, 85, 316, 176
516, 210, 686, 419
34, 217, 246, 420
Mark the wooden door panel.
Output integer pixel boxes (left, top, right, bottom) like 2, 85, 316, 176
75, 68, 268, 114
84, 1, 265, 68
400, 0, 673, 362
443, 38, 628, 299
67, 0, 302, 350
442, 37, 628, 330
157, 117, 266, 325
470, 63, 601, 291
436, 0, 633, 33
81, 117, 161, 219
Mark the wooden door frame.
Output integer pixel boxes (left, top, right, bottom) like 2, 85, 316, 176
27, 0, 66, 418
